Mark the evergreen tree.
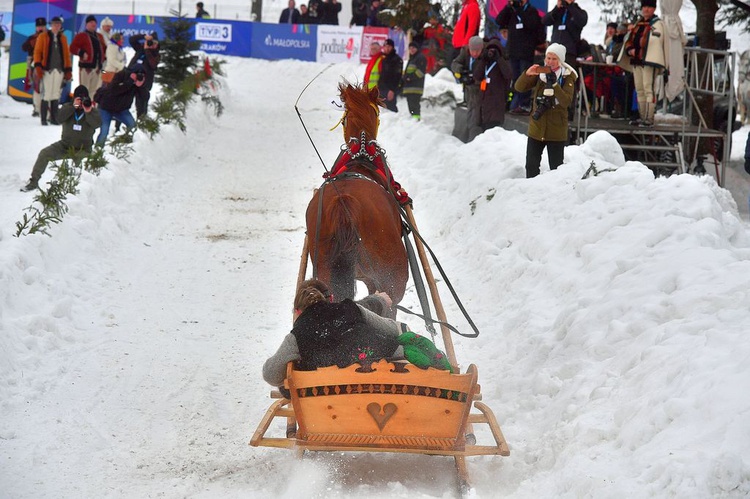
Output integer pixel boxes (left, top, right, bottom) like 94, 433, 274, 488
156, 14, 200, 91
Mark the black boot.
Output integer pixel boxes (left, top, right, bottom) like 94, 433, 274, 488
49, 100, 60, 125
40, 101, 49, 126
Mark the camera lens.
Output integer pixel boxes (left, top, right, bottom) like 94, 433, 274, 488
82, 97, 92, 107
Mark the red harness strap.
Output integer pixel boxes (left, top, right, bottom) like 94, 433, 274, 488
328, 135, 410, 205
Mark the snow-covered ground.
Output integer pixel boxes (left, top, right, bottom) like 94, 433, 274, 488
2, 37, 750, 497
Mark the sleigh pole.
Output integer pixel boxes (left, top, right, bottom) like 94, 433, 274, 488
403, 204, 458, 371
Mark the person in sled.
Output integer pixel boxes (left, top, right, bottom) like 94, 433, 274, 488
262, 279, 452, 389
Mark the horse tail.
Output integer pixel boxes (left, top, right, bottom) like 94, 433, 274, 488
325, 193, 360, 301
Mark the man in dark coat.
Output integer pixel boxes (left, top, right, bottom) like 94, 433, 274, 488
543, 0, 588, 67
451, 36, 484, 141
378, 38, 403, 112
350, 0, 368, 26
94, 69, 147, 147
495, 0, 545, 114
279, 0, 301, 23
472, 38, 512, 131
21, 86, 101, 192
319, 0, 342, 24
127, 32, 161, 117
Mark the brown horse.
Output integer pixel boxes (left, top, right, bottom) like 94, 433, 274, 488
305, 82, 408, 307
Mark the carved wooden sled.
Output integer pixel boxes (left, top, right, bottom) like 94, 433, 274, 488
250, 204, 510, 493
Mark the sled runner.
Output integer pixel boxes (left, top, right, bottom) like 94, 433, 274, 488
250, 82, 509, 495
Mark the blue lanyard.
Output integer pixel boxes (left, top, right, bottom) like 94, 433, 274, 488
561, 10, 568, 25
74, 110, 84, 123
516, 2, 528, 23
485, 61, 496, 78
469, 57, 475, 70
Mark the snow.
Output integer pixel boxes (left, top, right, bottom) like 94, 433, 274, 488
3, 5, 750, 499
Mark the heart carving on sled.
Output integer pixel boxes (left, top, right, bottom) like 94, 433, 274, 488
367, 402, 397, 430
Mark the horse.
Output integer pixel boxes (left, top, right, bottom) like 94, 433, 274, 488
305, 82, 409, 308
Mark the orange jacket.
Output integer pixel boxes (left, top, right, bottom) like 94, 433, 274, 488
33, 29, 72, 72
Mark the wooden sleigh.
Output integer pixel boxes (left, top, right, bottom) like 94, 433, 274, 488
250, 205, 509, 493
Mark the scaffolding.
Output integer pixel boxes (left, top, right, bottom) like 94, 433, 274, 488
573, 46, 737, 187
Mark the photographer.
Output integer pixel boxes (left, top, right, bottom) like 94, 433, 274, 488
94, 69, 147, 147
495, 0, 545, 114
472, 38, 512, 131
451, 36, 484, 141
542, 0, 588, 66
21, 86, 102, 192
127, 32, 161, 117
514, 43, 577, 178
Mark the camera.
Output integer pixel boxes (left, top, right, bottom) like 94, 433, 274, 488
531, 77, 556, 121
510, 0, 521, 8
82, 97, 92, 108
454, 70, 474, 85
135, 72, 145, 82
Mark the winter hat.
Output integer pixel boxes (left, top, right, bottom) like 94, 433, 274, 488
85, 15, 97, 24
101, 16, 114, 27
606, 22, 617, 30
409, 41, 419, 49
546, 42, 567, 64
51, 16, 63, 24
384, 38, 395, 47
468, 36, 484, 50
35, 17, 47, 27
73, 85, 89, 99
641, 0, 656, 7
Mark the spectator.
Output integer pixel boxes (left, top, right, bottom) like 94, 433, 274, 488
127, 32, 161, 118
603, 21, 617, 51
103, 33, 127, 85
20, 85, 101, 192
99, 16, 114, 45
367, 0, 383, 27
350, 0, 368, 26
319, 0, 342, 25
307, 0, 322, 23
279, 0, 301, 23
94, 69, 146, 147
495, 0, 545, 115
22, 17, 47, 118
33, 16, 72, 126
542, 0, 588, 67
451, 0, 481, 61
196, 2, 210, 18
402, 41, 428, 120
514, 43, 577, 178
472, 38, 512, 131
299, 4, 314, 23
379, 38, 403, 112
621, 0, 666, 128
451, 36, 484, 141
421, 14, 449, 74
363, 42, 383, 90
70, 15, 107, 97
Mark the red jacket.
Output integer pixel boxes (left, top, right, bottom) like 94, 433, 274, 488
452, 0, 480, 49
70, 30, 107, 70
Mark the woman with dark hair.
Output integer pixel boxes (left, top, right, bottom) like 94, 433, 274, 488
262, 279, 406, 387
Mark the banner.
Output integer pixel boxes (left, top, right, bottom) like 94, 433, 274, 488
316, 25, 363, 64
249, 22, 316, 61
7, 0, 78, 103
359, 27, 388, 64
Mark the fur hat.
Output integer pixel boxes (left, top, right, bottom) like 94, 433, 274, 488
73, 85, 89, 99
468, 36, 484, 50
35, 17, 47, 27
546, 42, 567, 64
641, 0, 656, 7
85, 15, 97, 24
101, 17, 114, 27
